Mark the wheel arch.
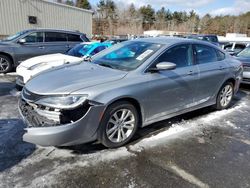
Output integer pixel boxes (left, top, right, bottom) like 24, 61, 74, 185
225, 78, 236, 86
105, 96, 144, 127
0, 52, 14, 63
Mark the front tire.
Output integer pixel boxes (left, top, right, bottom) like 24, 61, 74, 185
0, 55, 13, 73
98, 101, 139, 148
215, 82, 234, 110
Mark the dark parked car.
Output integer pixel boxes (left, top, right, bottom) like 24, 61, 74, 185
234, 47, 250, 84
0, 29, 89, 73
187, 34, 219, 46
19, 37, 243, 148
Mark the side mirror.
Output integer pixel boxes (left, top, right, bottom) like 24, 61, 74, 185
148, 62, 176, 72
83, 55, 92, 62
18, 38, 26, 44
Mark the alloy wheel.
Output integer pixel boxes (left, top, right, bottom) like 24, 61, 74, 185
220, 84, 233, 107
0, 57, 9, 72
106, 108, 135, 143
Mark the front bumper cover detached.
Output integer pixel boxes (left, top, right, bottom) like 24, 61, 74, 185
19, 99, 105, 146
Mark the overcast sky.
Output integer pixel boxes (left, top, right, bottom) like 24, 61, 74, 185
90, 0, 250, 16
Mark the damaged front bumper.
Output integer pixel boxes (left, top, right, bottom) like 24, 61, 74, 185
19, 99, 105, 146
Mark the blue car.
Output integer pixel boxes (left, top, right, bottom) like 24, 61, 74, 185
72, 42, 112, 58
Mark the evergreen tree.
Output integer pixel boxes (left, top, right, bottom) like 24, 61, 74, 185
65, 0, 74, 6
76, 0, 92, 10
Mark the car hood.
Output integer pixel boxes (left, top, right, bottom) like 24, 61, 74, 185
0, 41, 12, 47
235, 56, 250, 65
25, 63, 127, 95
20, 53, 82, 68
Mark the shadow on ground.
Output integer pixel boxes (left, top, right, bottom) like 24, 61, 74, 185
0, 119, 36, 172
0, 82, 15, 96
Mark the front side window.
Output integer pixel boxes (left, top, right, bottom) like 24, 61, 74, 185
92, 41, 163, 71
155, 44, 193, 68
45, 32, 67, 42
23, 32, 43, 43
195, 44, 217, 64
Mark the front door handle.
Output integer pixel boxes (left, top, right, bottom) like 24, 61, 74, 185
38, 46, 45, 49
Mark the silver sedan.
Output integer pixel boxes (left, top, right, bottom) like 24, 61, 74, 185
19, 37, 243, 148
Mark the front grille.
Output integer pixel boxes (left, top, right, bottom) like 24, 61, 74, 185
19, 99, 91, 128
20, 100, 61, 127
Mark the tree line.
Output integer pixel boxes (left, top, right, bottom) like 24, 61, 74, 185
56, 0, 250, 37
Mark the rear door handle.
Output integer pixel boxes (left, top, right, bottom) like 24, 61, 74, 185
38, 46, 45, 49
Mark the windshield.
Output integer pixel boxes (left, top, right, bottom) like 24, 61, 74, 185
237, 47, 250, 58
92, 41, 163, 71
78, 44, 94, 55
67, 43, 89, 57
2, 30, 30, 41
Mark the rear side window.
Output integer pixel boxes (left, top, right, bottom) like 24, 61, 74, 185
67, 34, 82, 42
194, 44, 217, 64
45, 32, 67, 42
23, 32, 43, 43
155, 44, 193, 68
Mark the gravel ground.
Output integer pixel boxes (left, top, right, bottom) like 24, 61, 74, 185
0, 74, 250, 188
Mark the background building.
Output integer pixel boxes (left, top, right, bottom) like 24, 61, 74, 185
0, 0, 93, 39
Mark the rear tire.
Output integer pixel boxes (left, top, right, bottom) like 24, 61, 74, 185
98, 101, 139, 148
214, 82, 234, 110
0, 55, 13, 73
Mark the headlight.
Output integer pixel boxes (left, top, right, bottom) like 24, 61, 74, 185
36, 95, 88, 109
28, 62, 48, 70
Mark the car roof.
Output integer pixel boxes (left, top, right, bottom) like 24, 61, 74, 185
25, 28, 83, 35
133, 37, 223, 51
133, 37, 203, 45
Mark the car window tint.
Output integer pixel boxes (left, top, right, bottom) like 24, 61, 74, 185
45, 32, 67, 42
234, 44, 246, 53
224, 43, 233, 50
216, 50, 225, 61
90, 46, 107, 55
23, 32, 43, 43
195, 44, 217, 64
68, 34, 82, 42
207, 36, 218, 43
156, 44, 193, 68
